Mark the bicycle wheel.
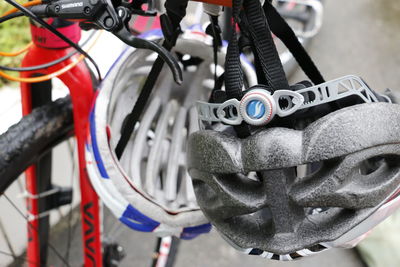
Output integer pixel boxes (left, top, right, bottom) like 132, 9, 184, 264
0, 96, 73, 194
0, 95, 179, 267
0, 95, 76, 267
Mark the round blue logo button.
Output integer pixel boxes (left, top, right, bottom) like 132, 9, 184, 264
246, 100, 266, 119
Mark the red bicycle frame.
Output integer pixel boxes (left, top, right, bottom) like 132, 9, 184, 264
20, 28, 102, 266
18, 13, 166, 266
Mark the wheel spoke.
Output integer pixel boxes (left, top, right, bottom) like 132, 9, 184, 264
4, 194, 71, 267
0, 249, 39, 265
0, 218, 16, 258
64, 139, 77, 263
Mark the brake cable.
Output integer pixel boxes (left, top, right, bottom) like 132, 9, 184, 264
0, 43, 32, 57
0, 12, 25, 24
0, 31, 97, 73
2, 0, 42, 17
0, 31, 102, 83
4, 0, 103, 81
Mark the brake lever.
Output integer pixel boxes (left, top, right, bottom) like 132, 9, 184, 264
43, 0, 182, 84
112, 7, 182, 84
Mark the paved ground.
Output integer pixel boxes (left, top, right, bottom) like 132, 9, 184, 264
3, 0, 400, 266
290, 0, 400, 89
44, 207, 365, 267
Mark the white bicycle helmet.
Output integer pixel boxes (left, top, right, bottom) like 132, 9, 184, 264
85, 26, 257, 238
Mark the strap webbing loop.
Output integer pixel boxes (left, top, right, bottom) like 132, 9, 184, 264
264, 1, 325, 85
224, 0, 245, 101
242, 0, 289, 91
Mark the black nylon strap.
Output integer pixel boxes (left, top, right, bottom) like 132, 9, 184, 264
206, 15, 222, 91
224, 0, 245, 101
224, 0, 252, 138
241, 0, 289, 91
224, 0, 292, 137
264, 1, 325, 85
115, 0, 189, 159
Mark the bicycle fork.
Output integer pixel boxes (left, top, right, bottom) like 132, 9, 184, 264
20, 21, 102, 267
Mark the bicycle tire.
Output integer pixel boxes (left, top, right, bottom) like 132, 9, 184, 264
0, 96, 74, 194
0, 89, 183, 267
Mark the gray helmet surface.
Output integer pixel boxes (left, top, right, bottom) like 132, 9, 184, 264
187, 101, 400, 260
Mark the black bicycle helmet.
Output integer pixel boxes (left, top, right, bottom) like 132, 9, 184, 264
187, 0, 400, 261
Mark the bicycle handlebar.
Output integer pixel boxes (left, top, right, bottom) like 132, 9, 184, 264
41, 0, 185, 83
18, 0, 235, 84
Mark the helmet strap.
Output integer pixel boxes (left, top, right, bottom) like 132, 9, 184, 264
115, 0, 189, 159
222, 0, 325, 137
263, 1, 325, 85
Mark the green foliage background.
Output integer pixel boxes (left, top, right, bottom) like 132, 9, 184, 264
0, 1, 30, 87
